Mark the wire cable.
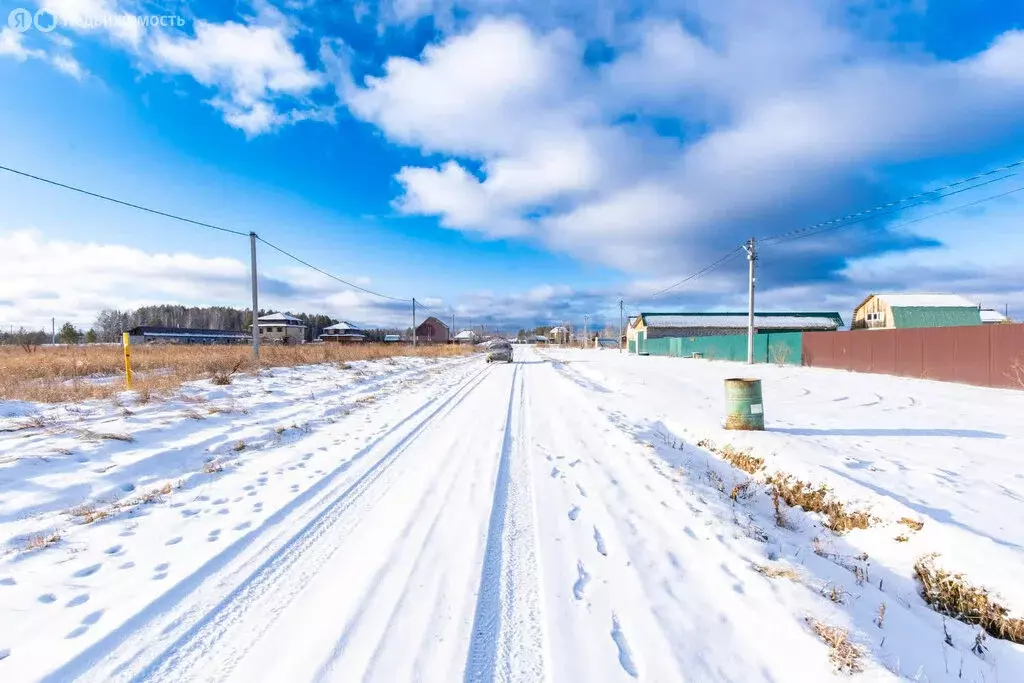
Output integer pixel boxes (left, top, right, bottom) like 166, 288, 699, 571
255, 236, 411, 303
0, 164, 250, 237
760, 161, 1022, 244
644, 248, 745, 300
764, 183, 1024, 249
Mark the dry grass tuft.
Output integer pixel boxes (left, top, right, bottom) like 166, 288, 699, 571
232, 440, 246, 452
22, 531, 61, 551
696, 439, 765, 474
75, 429, 134, 443
898, 517, 924, 531
0, 343, 473, 404
767, 474, 871, 534
752, 562, 801, 581
914, 555, 1024, 644
202, 459, 225, 474
69, 504, 109, 524
895, 534, 909, 543
806, 618, 864, 673
719, 444, 764, 474
730, 479, 753, 501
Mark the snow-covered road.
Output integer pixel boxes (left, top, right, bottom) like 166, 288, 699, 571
4, 346, 1022, 681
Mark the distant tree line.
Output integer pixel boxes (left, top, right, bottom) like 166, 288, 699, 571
0, 305, 365, 346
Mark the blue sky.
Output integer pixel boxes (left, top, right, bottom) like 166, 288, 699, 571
0, 0, 1022, 331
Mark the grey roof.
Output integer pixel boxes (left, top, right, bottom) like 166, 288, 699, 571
642, 313, 841, 330
257, 312, 305, 325
323, 321, 361, 331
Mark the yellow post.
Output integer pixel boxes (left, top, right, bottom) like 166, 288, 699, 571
122, 332, 133, 389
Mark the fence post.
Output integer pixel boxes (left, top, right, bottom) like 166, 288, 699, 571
122, 332, 133, 390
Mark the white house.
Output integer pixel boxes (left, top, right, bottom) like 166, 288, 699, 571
255, 312, 307, 344
453, 330, 479, 344
320, 321, 365, 343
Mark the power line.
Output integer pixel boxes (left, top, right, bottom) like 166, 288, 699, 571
765, 183, 1024, 249
0, 164, 250, 237
643, 248, 745, 300
760, 160, 1023, 245
255, 236, 411, 303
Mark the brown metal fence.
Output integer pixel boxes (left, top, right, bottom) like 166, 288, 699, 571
802, 324, 1024, 389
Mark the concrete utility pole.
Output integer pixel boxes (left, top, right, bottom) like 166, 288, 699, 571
412, 298, 417, 347
249, 232, 260, 360
743, 237, 757, 364
583, 313, 590, 348
619, 299, 624, 353
51, 318, 55, 345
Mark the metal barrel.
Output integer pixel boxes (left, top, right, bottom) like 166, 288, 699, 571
724, 378, 764, 430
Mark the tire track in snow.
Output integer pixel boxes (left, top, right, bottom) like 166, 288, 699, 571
48, 363, 491, 683
464, 364, 548, 683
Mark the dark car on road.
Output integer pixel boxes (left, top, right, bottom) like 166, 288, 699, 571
486, 340, 513, 363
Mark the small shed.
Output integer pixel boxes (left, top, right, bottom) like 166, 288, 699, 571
453, 330, 479, 344
852, 294, 982, 330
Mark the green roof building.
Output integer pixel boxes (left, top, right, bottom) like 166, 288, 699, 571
852, 294, 983, 330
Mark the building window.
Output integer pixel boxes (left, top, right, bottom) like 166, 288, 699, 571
866, 312, 884, 323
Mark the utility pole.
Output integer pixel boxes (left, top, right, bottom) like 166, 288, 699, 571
618, 299, 624, 353
249, 232, 260, 360
743, 237, 757, 364
583, 313, 589, 348
412, 298, 417, 347
51, 318, 55, 345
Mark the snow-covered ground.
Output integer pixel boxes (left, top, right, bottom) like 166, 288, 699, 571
0, 347, 1021, 681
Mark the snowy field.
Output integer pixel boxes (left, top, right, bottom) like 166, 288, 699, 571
0, 346, 1022, 681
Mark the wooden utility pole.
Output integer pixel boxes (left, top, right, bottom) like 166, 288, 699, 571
412, 298, 417, 347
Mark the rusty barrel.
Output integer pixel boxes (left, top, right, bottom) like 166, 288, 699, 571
724, 378, 764, 430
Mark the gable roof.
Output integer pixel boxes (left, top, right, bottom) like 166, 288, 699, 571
323, 321, 361, 331
635, 312, 843, 331
453, 330, 478, 340
417, 316, 449, 331
873, 293, 979, 308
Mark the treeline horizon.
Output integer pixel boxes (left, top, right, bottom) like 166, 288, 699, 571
0, 305, 410, 345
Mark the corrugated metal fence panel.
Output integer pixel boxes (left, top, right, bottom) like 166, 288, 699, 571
894, 328, 923, 379
765, 332, 803, 365
803, 324, 1024, 389
991, 324, 1024, 388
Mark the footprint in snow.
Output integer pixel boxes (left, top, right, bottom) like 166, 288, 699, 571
610, 615, 639, 678
196, 495, 211, 502
0, 577, 14, 586
290, 484, 300, 493
38, 593, 57, 604
81, 609, 103, 625
573, 561, 591, 600
550, 467, 561, 478
207, 529, 222, 542
165, 537, 182, 546
593, 527, 607, 557
576, 484, 588, 498
66, 594, 89, 607
568, 506, 581, 521
119, 561, 135, 570
234, 521, 252, 531
103, 545, 123, 556
217, 508, 230, 516
213, 498, 228, 505
253, 502, 264, 512
72, 564, 101, 578
569, 459, 582, 467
